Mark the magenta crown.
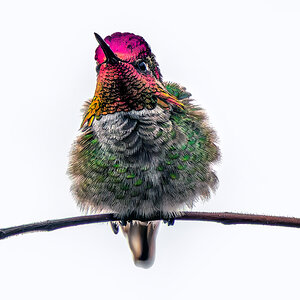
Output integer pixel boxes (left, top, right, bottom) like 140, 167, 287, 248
95, 32, 152, 64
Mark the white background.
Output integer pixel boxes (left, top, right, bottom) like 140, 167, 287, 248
0, 0, 300, 299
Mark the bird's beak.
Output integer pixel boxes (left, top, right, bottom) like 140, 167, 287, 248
94, 32, 120, 65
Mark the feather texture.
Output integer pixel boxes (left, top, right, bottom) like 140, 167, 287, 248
68, 32, 220, 267
68, 82, 220, 218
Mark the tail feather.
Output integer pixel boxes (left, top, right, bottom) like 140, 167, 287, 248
121, 221, 160, 268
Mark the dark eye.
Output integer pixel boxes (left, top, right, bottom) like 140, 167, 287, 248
137, 61, 147, 72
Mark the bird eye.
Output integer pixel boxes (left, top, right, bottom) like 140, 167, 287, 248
137, 61, 148, 73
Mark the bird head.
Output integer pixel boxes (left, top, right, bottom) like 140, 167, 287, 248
81, 32, 183, 129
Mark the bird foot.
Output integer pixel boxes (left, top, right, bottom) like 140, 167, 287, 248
110, 222, 119, 234
163, 218, 175, 226
120, 219, 129, 226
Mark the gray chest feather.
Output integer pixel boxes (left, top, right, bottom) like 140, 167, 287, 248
92, 107, 181, 163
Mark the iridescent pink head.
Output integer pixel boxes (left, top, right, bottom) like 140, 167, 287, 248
95, 32, 161, 80
80, 32, 183, 129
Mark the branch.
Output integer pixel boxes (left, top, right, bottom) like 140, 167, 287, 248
1, 211, 300, 240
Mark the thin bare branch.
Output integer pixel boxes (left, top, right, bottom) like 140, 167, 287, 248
1, 212, 300, 240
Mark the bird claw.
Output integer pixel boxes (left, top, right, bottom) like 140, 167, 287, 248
163, 218, 175, 226
120, 219, 128, 226
110, 222, 119, 234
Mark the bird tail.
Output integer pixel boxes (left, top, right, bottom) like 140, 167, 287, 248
121, 220, 160, 268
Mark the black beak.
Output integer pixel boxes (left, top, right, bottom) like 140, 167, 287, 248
94, 32, 120, 65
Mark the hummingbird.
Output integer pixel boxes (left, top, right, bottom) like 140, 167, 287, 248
68, 32, 220, 268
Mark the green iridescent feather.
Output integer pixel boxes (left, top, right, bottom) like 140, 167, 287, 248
68, 82, 219, 216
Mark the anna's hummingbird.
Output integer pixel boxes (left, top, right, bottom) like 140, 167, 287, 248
68, 32, 220, 268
